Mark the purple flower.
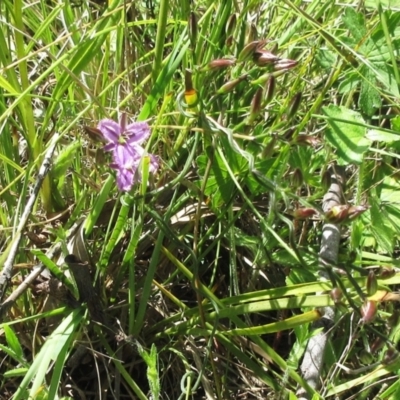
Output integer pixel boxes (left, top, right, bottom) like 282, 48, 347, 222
97, 114, 158, 191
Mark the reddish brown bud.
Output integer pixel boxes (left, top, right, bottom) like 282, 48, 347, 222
347, 205, 369, 220
273, 58, 298, 71
292, 208, 318, 220
366, 270, 378, 296
203, 58, 236, 71
253, 49, 279, 66
217, 74, 248, 94
360, 300, 377, 324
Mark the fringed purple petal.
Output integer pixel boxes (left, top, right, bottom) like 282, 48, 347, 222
125, 122, 150, 145
116, 167, 136, 192
98, 119, 121, 144
113, 144, 139, 169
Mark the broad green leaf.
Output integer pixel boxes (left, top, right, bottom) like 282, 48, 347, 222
369, 199, 394, 253
338, 72, 359, 94
197, 153, 233, 207
342, 7, 367, 43
392, 115, 400, 132
381, 176, 400, 204
374, 62, 400, 97
365, 0, 400, 9
366, 129, 400, 143
322, 105, 371, 165
359, 66, 382, 116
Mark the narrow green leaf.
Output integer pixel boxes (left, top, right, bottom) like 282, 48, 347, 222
12, 309, 83, 400
4, 325, 24, 363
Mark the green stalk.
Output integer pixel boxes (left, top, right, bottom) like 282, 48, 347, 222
13, 0, 51, 211
152, 0, 169, 84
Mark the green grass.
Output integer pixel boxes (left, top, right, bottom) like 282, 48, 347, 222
1, 0, 400, 399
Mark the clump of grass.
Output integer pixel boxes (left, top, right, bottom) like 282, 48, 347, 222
1, 0, 400, 399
